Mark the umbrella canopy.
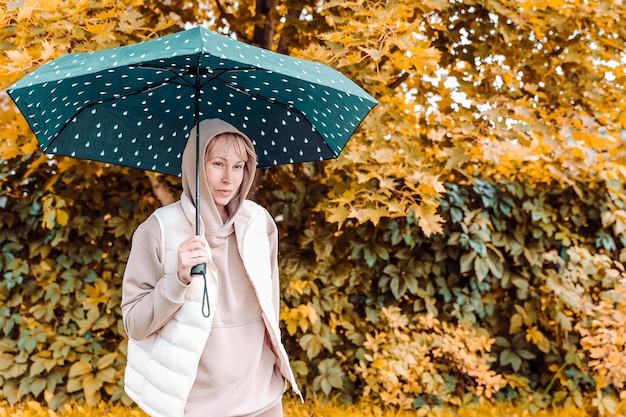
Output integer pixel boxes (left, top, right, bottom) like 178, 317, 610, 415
7, 25, 377, 177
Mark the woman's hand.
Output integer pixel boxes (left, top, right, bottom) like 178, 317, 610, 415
177, 235, 210, 285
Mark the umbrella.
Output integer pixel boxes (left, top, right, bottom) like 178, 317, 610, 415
6, 26, 377, 300
7, 25, 377, 176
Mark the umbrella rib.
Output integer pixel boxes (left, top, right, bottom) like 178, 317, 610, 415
122, 64, 298, 112
211, 80, 340, 160
45, 62, 220, 151
44, 82, 185, 153
133, 64, 198, 89
212, 79, 299, 115
134, 64, 261, 88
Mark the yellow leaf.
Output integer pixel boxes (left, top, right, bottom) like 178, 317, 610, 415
42, 210, 56, 230
4, 49, 33, 71
418, 213, 444, 237
56, 209, 69, 226
68, 361, 91, 378
614, 210, 626, 235
97, 352, 117, 370
85, 23, 106, 36
414, 204, 445, 236
372, 358, 386, 368
95, 367, 116, 383
358, 46, 384, 61
510, 314, 523, 334
17, 4, 36, 20
327, 205, 350, 227
386, 199, 404, 214
0, 140, 20, 160
357, 208, 383, 226
37, 0, 60, 13
305, 304, 319, 326
22, 137, 40, 155
372, 147, 397, 164
82, 374, 102, 406
40, 40, 58, 62
446, 144, 472, 171
411, 172, 447, 195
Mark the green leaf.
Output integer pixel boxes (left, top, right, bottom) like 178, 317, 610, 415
29, 376, 47, 396
390, 276, 405, 299
500, 349, 522, 371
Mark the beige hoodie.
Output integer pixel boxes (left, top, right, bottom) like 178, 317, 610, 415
122, 119, 286, 416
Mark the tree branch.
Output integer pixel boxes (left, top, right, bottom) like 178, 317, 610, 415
148, 174, 176, 206
277, 5, 303, 54
388, 71, 410, 89
253, 0, 277, 49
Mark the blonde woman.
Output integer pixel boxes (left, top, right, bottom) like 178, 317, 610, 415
122, 118, 301, 417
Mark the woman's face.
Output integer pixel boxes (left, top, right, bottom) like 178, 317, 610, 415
204, 135, 247, 215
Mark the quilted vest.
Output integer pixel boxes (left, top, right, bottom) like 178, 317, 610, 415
124, 201, 301, 417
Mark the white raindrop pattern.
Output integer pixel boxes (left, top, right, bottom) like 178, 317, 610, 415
7, 26, 377, 176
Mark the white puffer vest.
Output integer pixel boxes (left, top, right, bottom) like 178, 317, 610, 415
124, 200, 301, 417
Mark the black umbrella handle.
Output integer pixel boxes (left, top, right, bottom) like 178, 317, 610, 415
191, 263, 206, 275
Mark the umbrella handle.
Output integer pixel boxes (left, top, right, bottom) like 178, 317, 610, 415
191, 263, 206, 275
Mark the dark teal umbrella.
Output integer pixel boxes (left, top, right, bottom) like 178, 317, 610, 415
7, 25, 377, 176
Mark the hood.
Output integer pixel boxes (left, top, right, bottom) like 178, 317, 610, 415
181, 118, 257, 232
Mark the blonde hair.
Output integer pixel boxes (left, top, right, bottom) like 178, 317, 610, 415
206, 132, 256, 164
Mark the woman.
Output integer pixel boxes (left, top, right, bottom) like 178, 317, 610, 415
121, 118, 301, 417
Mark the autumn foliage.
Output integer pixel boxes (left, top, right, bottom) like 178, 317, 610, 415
2, 0, 626, 415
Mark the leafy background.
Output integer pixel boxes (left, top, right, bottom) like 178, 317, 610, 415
1, 0, 626, 415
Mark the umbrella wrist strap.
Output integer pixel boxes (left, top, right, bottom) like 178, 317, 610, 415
201, 273, 210, 318
191, 263, 210, 318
